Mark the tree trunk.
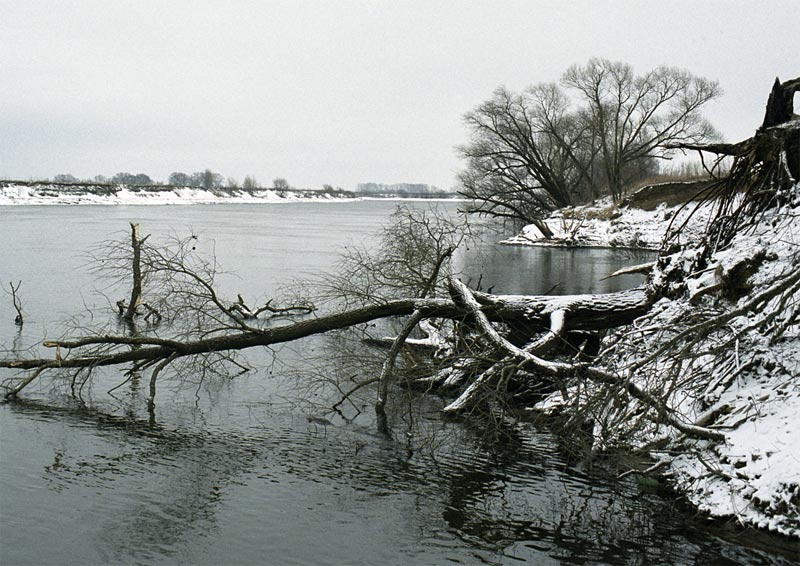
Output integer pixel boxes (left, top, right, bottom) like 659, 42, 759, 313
2, 287, 652, 377
124, 223, 143, 321
531, 219, 554, 239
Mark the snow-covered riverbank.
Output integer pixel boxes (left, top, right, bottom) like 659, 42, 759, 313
502, 197, 715, 250
521, 190, 800, 538
0, 182, 357, 205
0, 182, 462, 206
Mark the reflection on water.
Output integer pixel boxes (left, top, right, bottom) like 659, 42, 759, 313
457, 224, 655, 296
3, 398, 795, 565
1, 203, 796, 565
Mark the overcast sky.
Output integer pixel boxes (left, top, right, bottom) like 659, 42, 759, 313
1, 1, 797, 190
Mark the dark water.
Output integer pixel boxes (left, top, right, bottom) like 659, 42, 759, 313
0, 202, 795, 565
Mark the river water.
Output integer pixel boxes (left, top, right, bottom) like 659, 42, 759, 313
0, 202, 794, 565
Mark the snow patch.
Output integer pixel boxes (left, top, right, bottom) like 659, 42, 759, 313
503, 198, 716, 250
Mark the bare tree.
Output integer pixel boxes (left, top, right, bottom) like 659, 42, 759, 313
563, 58, 721, 201
167, 172, 191, 186
242, 175, 259, 190
3, 281, 24, 325
458, 86, 585, 235
111, 172, 154, 186
458, 60, 721, 228
200, 169, 223, 190
313, 205, 468, 308
273, 178, 290, 191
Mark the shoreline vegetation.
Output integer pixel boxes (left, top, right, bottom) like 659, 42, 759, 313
501, 181, 715, 251
0, 179, 459, 205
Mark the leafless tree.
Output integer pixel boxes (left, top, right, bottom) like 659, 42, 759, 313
167, 171, 191, 186
199, 169, 223, 190
3, 281, 24, 325
563, 58, 721, 201
458, 86, 587, 236
458, 60, 721, 229
312, 205, 469, 308
242, 175, 259, 190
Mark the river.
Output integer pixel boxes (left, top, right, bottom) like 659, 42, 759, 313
0, 202, 794, 565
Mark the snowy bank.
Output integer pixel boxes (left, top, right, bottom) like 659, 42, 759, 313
659, 202, 800, 537
503, 196, 716, 250
530, 185, 800, 538
0, 182, 358, 206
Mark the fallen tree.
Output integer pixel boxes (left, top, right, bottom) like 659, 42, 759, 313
0, 273, 654, 404
0, 203, 665, 427
535, 76, 799, 536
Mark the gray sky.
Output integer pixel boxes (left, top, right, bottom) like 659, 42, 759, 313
1, 1, 797, 190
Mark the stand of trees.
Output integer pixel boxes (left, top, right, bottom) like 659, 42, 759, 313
35, 170, 299, 192
458, 59, 722, 231
50, 172, 155, 185
167, 169, 224, 190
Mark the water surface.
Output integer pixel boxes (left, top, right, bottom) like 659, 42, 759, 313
0, 202, 794, 565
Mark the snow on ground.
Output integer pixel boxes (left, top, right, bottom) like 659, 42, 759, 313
0, 183, 353, 205
661, 203, 800, 538
502, 197, 716, 250
523, 190, 800, 538
0, 184, 462, 206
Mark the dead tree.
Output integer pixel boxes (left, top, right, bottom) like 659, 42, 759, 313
123, 223, 146, 320
5, 281, 24, 325
664, 76, 800, 254
0, 208, 660, 430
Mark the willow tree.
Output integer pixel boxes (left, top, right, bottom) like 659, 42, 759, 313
563, 58, 722, 201
458, 59, 722, 232
457, 85, 589, 237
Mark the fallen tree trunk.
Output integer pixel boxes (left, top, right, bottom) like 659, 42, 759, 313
4, 278, 726, 440
473, 287, 652, 331
2, 287, 652, 377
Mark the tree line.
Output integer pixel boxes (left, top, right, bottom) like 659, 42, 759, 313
47, 170, 295, 192
458, 58, 722, 227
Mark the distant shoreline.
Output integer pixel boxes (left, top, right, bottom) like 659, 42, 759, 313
0, 180, 460, 206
